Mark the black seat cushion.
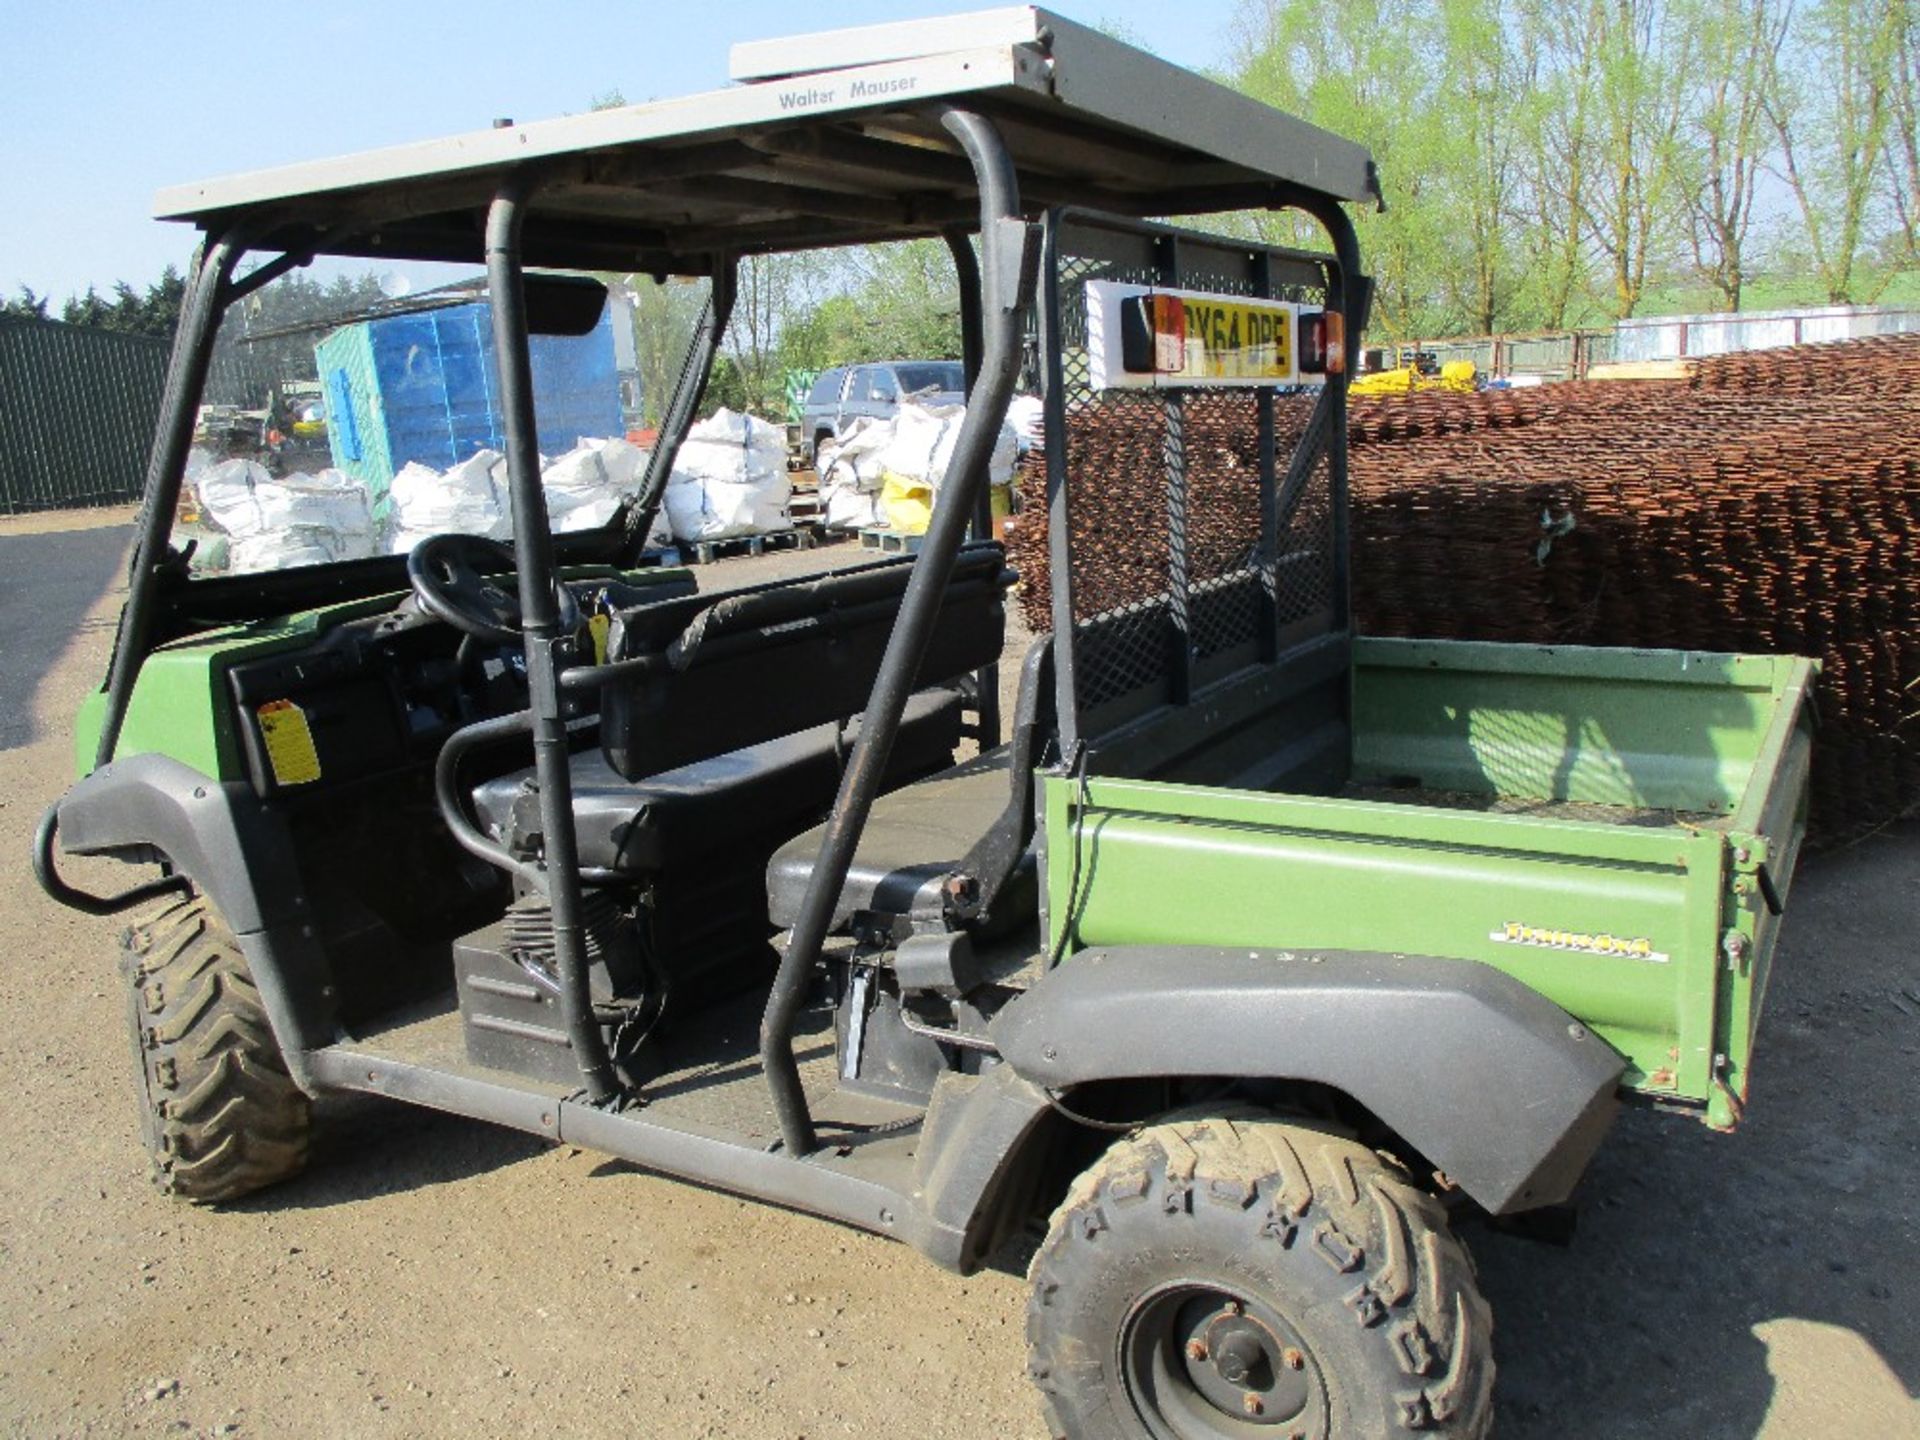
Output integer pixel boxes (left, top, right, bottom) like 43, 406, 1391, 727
766, 748, 1023, 930
472, 689, 963, 876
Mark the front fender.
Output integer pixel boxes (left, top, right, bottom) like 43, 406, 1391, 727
60, 754, 299, 932
989, 947, 1624, 1214
54, 753, 338, 1075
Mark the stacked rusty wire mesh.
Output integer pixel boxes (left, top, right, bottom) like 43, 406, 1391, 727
1011, 333, 1920, 839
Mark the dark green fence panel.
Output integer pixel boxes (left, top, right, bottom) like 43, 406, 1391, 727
0, 316, 168, 514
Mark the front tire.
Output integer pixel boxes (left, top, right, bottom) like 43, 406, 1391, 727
120, 893, 310, 1202
1026, 1111, 1493, 1439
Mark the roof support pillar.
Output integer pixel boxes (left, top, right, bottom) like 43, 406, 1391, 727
760, 110, 1038, 1157
486, 171, 623, 1105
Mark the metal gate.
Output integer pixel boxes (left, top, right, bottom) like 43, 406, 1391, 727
0, 316, 167, 515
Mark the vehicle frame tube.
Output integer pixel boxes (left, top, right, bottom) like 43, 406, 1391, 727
485, 172, 621, 1104
759, 110, 1036, 1156
94, 231, 245, 771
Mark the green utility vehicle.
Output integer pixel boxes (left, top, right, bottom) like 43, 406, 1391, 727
35, 11, 1811, 1437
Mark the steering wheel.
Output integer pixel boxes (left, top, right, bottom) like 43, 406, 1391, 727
406, 534, 581, 645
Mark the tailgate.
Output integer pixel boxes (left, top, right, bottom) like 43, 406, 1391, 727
1711, 656, 1817, 1127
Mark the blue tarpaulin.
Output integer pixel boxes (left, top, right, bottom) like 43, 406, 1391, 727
315, 297, 619, 494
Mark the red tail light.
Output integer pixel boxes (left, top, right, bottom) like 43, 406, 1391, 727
1299, 310, 1346, 376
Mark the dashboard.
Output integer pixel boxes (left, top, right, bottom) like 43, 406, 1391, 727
225, 574, 694, 799
228, 604, 520, 797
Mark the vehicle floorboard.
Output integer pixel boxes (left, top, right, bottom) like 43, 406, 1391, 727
321, 984, 924, 1171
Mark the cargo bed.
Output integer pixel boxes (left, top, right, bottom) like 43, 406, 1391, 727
1043, 637, 1817, 1128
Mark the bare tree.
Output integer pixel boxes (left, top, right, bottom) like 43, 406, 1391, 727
1766, 0, 1902, 303
722, 251, 836, 416
1886, 0, 1919, 262
1232, 0, 1451, 336
1681, 0, 1791, 310
1437, 0, 1526, 334
1511, 0, 1604, 328
624, 274, 709, 428
1583, 0, 1696, 317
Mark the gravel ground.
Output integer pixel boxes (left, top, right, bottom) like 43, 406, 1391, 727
1, 511, 1914, 1438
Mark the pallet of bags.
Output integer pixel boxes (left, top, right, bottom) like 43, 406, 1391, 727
815, 417, 890, 531
663, 408, 793, 543
387, 450, 513, 555
385, 437, 666, 555
874, 401, 1016, 535
192, 458, 380, 573
541, 436, 659, 538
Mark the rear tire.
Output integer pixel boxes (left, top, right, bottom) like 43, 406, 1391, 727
120, 893, 310, 1203
1025, 1110, 1493, 1439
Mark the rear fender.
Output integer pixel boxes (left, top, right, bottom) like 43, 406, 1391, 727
988, 947, 1624, 1215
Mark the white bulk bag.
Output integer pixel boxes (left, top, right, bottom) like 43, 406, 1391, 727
663, 472, 792, 543
669, 408, 787, 488
195, 460, 375, 543
876, 402, 1017, 493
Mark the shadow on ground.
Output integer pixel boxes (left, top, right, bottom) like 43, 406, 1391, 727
224, 829, 1920, 1436
0, 524, 130, 753
233, 1092, 552, 1213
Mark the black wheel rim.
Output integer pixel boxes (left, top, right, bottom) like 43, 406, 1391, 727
1120, 1282, 1326, 1439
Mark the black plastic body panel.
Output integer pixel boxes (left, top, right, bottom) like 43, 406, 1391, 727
453, 918, 642, 1085
55, 753, 340, 1072
60, 754, 307, 935
989, 946, 1625, 1215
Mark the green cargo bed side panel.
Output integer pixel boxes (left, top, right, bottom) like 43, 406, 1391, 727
1041, 638, 1817, 1126
1045, 776, 1726, 1096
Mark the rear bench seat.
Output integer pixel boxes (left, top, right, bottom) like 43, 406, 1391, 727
766, 635, 1057, 944
461, 545, 1010, 1014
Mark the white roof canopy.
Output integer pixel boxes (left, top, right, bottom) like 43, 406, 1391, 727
154, 8, 1377, 273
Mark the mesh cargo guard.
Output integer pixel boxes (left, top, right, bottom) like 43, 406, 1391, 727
1012, 210, 1353, 785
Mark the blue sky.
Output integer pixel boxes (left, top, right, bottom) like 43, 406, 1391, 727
0, 1, 1242, 303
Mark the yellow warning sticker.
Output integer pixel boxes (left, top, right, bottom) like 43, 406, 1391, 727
588, 611, 611, 665
257, 700, 322, 787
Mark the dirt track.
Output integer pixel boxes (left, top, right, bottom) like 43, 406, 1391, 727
1, 510, 1915, 1438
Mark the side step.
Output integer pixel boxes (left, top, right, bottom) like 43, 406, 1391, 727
303, 1034, 932, 1249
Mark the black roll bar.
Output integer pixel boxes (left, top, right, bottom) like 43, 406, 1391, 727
943, 224, 1001, 750
485, 172, 623, 1105
31, 805, 190, 917
1277, 188, 1365, 635
93, 232, 245, 772
90, 225, 359, 774
621, 259, 740, 560
759, 109, 1039, 1157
